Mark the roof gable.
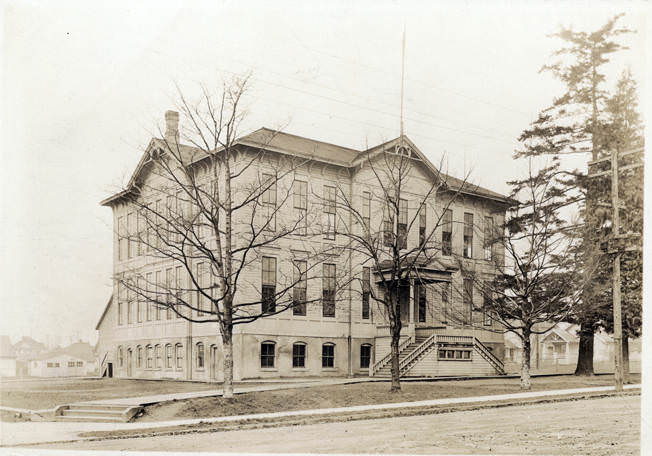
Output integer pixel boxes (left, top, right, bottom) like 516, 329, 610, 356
353, 135, 511, 204
95, 294, 113, 330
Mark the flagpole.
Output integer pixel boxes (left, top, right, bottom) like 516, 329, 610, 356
400, 25, 406, 142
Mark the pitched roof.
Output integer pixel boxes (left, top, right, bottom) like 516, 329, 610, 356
238, 128, 360, 166
95, 294, 113, 330
101, 127, 511, 206
33, 342, 96, 362
14, 336, 46, 351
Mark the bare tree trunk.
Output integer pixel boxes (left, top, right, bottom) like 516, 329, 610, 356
390, 325, 401, 392
521, 331, 532, 390
222, 326, 234, 399
622, 336, 630, 384
575, 325, 595, 376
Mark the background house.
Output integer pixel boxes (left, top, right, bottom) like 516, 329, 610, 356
28, 342, 98, 377
503, 322, 641, 374
13, 336, 47, 376
0, 335, 17, 377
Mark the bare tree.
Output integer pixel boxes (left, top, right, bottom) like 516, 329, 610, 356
114, 76, 340, 398
328, 137, 475, 392
457, 159, 598, 390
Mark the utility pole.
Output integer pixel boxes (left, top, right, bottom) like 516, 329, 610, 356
588, 146, 643, 393
610, 146, 623, 393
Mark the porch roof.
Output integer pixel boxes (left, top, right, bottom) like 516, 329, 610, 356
372, 258, 457, 283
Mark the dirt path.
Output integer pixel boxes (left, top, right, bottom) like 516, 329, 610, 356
41, 395, 640, 455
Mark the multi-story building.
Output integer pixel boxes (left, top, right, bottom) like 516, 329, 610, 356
96, 111, 510, 381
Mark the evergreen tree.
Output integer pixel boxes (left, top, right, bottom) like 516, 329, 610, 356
515, 14, 634, 375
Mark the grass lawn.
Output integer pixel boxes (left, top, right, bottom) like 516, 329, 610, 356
0, 378, 223, 410
138, 373, 640, 422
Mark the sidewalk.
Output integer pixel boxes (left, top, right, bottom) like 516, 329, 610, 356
1, 383, 640, 447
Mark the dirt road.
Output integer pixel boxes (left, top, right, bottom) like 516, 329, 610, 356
40, 395, 641, 455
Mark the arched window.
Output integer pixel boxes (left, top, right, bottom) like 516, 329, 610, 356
260, 341, 275, 368
196, 342, 204, 369
136, 346, 142, 368
292, 342, 306, 368
117, 346, 123, 367
146, 345, 153, 368
360, 344, 372, 369
175, 343, 183, 369
165, 344, 173, 368
154, 344, 162, 368
322, 343, 335, 368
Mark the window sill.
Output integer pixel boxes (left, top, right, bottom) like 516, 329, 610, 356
292, 367, 308, 370
438, 359, 473, 362
260, 368, 278, 371
321, 367, 337, 371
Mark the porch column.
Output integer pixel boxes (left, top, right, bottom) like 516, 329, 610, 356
409, 279, 415, 324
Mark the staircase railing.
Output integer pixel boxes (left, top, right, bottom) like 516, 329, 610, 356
371, 336, 413, 376
473, 337, 506, 375
437, 335, 473, 344
399, 334, 437, 375
100, 352, 108, 377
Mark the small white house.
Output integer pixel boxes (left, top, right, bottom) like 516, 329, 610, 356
503, 322, 641, 374
28, 342, 97, 377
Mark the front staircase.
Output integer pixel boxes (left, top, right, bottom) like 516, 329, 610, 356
373, 337, 428, 377
372, 335, 506, 378
54, 403, 142, 422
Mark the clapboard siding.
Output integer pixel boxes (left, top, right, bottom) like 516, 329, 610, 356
405, 346, 498, 377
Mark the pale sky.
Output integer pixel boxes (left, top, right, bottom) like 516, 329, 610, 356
1, 1, 648, 345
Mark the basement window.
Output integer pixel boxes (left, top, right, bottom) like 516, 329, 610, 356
292, 343, 306, 368
261, 341, 275, 368
322, 343, 335, 368
438, 344, 473, 361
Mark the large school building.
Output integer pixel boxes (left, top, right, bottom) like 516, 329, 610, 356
96, 111, 509, 381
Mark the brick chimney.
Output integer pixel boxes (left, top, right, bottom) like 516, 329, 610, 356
164, 110, 179, 143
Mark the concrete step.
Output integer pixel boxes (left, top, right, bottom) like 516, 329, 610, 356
67, 404, 129, 412
55, 415, 125, 423
62, 408, 124, 417
54, 404, 142, 422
